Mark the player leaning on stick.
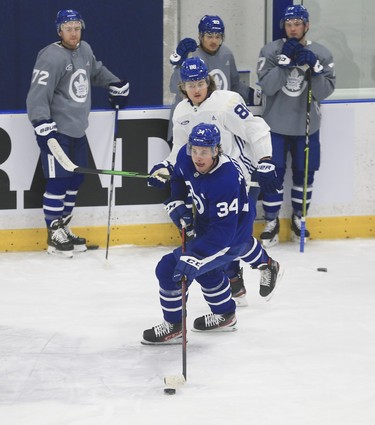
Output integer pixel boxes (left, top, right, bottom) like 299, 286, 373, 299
256, 4, 335, 247
148, 57, 281, 306
167, 14, 258, 141
142, 123, 283, 344
26, 9, 129, 258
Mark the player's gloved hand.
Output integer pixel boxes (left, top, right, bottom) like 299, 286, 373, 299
108, 80, 129, 109
257, 159, 283, 193
296, 50, 323, 74
170, 38, 197, 66
165, 200, 194, 230
295, 49, 316, 67
33, 119, 58, 154
281, 37, 304, 59
148, 161, 174, 188
173, 253, 203, 284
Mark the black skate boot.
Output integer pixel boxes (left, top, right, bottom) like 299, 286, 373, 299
47, 219, 74, 258
62, 215, 87, 252
142, 321, 182, 345
291, 214, 310, 243
229, 268, 248, 307
258, 258, 284, 301
192, 312, 237, 332
260, 217, 280, 248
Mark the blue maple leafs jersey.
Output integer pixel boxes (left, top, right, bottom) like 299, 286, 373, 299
171, 147, 255, 262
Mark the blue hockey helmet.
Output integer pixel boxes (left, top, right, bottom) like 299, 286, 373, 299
198, 15, 225, 35
187, 123, 221, 155
280, 5, 309, 28
180, 57, 209, 82
55, 9, 85, 33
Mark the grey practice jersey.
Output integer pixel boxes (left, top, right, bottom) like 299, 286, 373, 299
27, 40, 119, 138
170, 44, 250, 108
257, 39, 335, 135
167, 90, 272, 188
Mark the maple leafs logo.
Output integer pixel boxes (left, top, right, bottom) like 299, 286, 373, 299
69, 69, 88, 103
282, 68, 306, 97
73, 74, 88, 98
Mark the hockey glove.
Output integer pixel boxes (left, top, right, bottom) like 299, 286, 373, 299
165, 200, 194, 230
295, 50, 323, 74
173, 254, 203, 284
148, 161, 174, 188
108, 80, 129, 109
281, 37, 304, 59
257, 159, 283, 193
170, 38, 197, 66
33, 119, 58, 154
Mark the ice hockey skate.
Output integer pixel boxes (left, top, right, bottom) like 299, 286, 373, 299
290, 214, 310, 243
192, 312, 237, 332
63, 215, 87, 252
260, 217, 280, 248
229, 268, 248, 307
47, 219, 74, 258
141, 321, 182, 345
258, 258, 283, 301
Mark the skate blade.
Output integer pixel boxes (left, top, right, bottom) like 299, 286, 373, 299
233, 295, 248, 307
261, 235, 279, 248
291, 233, 309, 244
47, 246, 73, 258
140, 336, 183, 346
265, 265, 285, 302
191, 324, 237, 333
73, 244, 88, 252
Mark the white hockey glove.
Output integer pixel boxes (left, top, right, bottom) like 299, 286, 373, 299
148, 161, 173, 188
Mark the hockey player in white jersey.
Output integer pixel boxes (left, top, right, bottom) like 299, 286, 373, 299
167, 15, 257, 141
26, 9, 129, 257
148, 57, 282, 305
142, 123, 283, 344
256, 4, 336, 247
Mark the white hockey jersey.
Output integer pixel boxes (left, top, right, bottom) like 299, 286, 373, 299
166, 90, 272, 187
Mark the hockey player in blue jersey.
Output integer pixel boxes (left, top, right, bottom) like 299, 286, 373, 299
26, 9, 129, 258
142, 123, 283, 344
257, 4, 336, 247
148, 57, 279, 306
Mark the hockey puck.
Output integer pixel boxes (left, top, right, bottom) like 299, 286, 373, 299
317, 267, 328, 272
86, 244, 99, 250
164, 388, 176, 395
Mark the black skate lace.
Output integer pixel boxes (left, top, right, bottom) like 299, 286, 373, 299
53, 228, 70, 244
204, 313, 224, 327
154, 322, 173, 337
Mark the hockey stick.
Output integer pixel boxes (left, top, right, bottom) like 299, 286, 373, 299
105, 107, 119, 260
300, 68, 312, 253
164, 227, 188, 391
47, 138, 170, 180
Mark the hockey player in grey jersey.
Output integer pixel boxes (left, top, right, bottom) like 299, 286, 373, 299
167, 14, 256, 141
26, 9, 129, 258
256, 4, 335, 247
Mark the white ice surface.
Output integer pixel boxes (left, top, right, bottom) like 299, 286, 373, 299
1, 239, 375, 425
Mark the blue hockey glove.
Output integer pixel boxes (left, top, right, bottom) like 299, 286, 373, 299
257, 159, 283, 193
33, 119, 58, 154
173, 254, 203, 284
281, 38, 304, 59
108, 80, 129, 109
170, 38, 197, 66
164, 200, 194, 230
295, 49, 317, 68
148, 161, 174, 188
